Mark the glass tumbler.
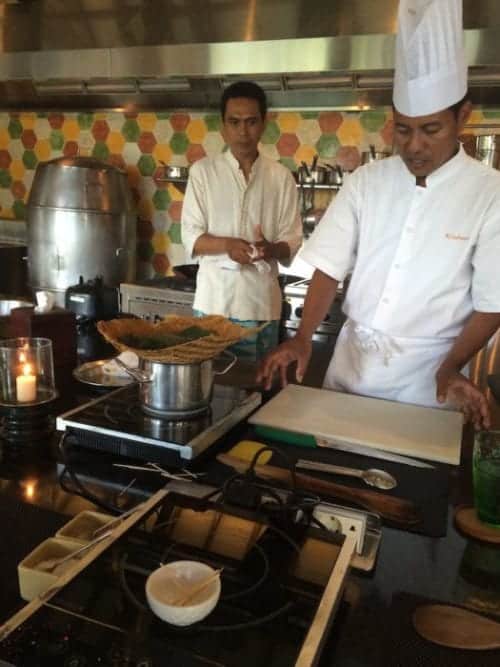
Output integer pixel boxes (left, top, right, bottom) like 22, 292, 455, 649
473, 430, 500, 527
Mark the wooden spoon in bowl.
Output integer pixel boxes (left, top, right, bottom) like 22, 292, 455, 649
413, 604, 500, 650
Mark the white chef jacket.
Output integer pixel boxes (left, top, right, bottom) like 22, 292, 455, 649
181, 151, 302, 321
301, 145, 500, 407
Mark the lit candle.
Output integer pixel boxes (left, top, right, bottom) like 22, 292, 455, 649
16, 363, 37, 403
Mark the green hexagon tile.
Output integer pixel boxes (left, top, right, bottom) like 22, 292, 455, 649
0, 108, 494, 277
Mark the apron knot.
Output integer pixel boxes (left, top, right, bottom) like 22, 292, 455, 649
346, 320, 403, 366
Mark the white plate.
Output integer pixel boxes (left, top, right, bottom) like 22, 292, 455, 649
73, 359, 134, 388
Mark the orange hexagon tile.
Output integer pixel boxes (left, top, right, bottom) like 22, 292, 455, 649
19, 113, 36, 129
152, 230, 169, 254
276, 112, 301, 133
337, 118, 363, 146
10, 160, 25, 181
152, 143, 173, 165
62, 119, 80, 142
186, 118, 207, 144
106, 130, 126, 154
137, 113, 157, 132
34, 139, 52, 162
0, 128, 10, 149
294, 144, 316, 165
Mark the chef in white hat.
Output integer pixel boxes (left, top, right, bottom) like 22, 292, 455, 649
258, 0, 500, 429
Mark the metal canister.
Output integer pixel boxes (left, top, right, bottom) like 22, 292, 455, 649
474, 135, 500, 169
27, 157, 136, 305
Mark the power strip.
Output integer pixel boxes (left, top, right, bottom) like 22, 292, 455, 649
313, 503, 368, 555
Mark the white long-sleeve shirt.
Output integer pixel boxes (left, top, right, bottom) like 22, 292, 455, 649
301, 145, 500, 340
181, 150, 302, 320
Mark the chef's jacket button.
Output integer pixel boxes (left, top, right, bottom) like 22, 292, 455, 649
382, 298, 389, 304
394, 263, 400, 269
406, 227, 414, 233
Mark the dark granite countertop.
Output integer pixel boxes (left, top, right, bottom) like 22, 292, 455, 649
0, 376, 499, 666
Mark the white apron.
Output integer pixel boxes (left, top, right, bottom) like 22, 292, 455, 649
324, 319, 458, 409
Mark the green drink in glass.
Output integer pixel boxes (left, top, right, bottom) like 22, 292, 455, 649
473, 430, 500, 527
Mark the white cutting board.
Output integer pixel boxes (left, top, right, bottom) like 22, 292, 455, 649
249, 384, 463, 465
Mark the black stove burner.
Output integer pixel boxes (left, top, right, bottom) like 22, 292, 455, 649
0, 492, 343, 667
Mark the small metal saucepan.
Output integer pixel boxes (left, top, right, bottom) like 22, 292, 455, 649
160, 162, 189, 180
116, 350, 237, 417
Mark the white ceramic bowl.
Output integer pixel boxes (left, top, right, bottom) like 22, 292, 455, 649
145, 560, 221, 627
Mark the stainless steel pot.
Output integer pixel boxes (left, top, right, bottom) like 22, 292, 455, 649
118, 350, 237, 417
475, 135, 500, 169
0, 299, 33, 316
361, 148, 391, 164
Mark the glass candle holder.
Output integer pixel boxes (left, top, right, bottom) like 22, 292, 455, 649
0, 337, 57, 406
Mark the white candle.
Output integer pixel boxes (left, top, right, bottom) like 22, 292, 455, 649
16, 363, 37, 403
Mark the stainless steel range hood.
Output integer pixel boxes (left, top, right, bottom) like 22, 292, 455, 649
1, 0, 500, 110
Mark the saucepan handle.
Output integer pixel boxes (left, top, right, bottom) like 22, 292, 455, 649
213, 350, 237, 376
114, 357, 152, 383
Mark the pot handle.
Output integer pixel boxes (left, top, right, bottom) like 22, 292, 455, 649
114, 357, 152, 383
213, 350, 237, 376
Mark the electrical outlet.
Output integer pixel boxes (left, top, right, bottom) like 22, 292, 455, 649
313, 503, 367, 555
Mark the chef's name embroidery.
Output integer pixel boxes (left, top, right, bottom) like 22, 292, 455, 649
445, 233, 470, 241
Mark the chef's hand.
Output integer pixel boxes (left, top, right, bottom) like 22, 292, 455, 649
226, 238, 254, 264
257, 335, 312, 390
436, 367, 491, 430
252, 224, 273, 261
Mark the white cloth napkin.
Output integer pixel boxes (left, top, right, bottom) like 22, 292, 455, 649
102, 351, 139, 377
35, 291, 55, 313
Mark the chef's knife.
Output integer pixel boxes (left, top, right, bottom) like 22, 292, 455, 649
315, 436, 436, 469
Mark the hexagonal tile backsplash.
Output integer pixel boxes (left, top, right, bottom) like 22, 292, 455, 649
0, 108, 496, 278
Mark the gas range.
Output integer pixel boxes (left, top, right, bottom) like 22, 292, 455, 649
0, 487, 354, 667
120, 277, 195, 322
57, 384, 261, 467
283, 279, 345, 337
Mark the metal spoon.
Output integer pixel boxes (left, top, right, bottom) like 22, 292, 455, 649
296, 459, 397, 490
413, 604, 500, 650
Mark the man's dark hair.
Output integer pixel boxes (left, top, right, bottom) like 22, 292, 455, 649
449, 92, 471, 118
220, 81, 267, 120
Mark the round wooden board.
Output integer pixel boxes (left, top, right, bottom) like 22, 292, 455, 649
454, 506, 500, 544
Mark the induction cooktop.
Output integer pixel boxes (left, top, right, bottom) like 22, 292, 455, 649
56, 384, 261, 467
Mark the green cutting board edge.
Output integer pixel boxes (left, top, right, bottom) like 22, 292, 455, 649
254, 424, 317, 448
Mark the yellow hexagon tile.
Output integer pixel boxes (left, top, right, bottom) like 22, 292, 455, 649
294, 144, 316, 165
34, 139, 52, 162
468, 109, 483, 125
337, 118, 363, 146
167, 182, 184, 201
137, 113, 157, 132
62, 119, 80, 142
153, 143, 173, 165
106, 130, 126, 154
186, 118, 207, 144
10, 159, 26, 181
19, 113, 37, 130
152, 231, 170, 254
276, 112, 301, 133
0, 128, 10, 149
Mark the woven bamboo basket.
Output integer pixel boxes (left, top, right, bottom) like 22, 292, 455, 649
97, 315, 266, 363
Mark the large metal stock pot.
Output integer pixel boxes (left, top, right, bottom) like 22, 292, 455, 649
27, 156, 136, 305
122, 351, 237, 417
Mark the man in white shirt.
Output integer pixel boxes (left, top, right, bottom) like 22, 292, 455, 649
181, 81, 302, 360
258, 0, 500, 429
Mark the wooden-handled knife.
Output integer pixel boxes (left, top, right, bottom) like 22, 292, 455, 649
217, 453, 420, 525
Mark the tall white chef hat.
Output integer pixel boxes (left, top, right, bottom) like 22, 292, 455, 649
393, 0, 468, 117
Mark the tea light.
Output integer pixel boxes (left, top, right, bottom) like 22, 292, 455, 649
16, 363, 37, 403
